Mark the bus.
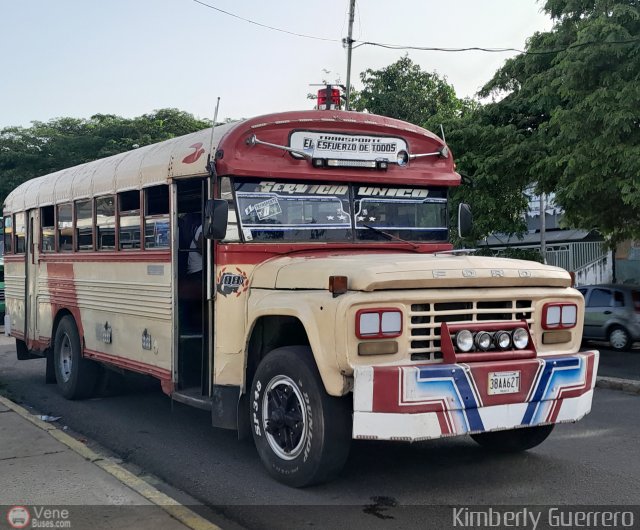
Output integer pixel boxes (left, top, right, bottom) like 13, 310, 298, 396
3, 107, 598, 487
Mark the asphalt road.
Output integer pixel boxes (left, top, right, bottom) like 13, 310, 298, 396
1, 336, 639, 530
590, 340, 640, 380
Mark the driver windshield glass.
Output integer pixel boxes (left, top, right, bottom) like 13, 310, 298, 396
234, 179, 447, 243
353, 185, 448, 242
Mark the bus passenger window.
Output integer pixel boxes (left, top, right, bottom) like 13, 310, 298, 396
145, 186, 169, 249
220, 177, 240, 242
96, 196, 116, 250
4, 216, 13, 254
14, 213, 26, 254
41, 206, 55, 252
57, 204, 73, 252
119, 190, 141, 250
76, 199, 93, 251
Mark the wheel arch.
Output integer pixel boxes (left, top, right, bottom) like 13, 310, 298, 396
235, 309, 349, 439
52, 308, 79, 346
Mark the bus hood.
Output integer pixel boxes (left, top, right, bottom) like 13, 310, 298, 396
250, 252, 571, 291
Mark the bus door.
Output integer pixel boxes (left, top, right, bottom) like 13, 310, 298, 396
25, 209, 40, 347
174, 179, 210, 403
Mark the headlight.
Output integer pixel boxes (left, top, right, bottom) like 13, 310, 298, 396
474, 331, 492, 351
495, 330, 512, 350
542, 302, 578, 329
356, 309, 403, 339
455, 329, 474, 352
512, 327, 529, 349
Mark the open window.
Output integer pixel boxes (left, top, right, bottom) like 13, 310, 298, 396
57, 204, 73, 252
144, 186, 170, 249
41, 206, 55, 252
4, 216, 13, 254
119, 190, 141, 250
96, 196, 116, 250
14, 213, 26, 254
76, 199, 94, 251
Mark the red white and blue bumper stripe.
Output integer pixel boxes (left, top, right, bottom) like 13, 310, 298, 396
352, 350, 598, 441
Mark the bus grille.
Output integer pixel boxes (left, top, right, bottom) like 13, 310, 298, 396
409, 300, 534, 361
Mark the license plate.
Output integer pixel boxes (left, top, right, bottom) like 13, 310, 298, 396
488, 371, 520, 395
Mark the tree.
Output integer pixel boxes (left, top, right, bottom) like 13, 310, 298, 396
351, 56, 463, 125
351, 56, 531, 241
0, 109, 211, 204
480, 0, 640, 245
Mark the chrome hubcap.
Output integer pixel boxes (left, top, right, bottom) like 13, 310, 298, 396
59, 333, 73, 383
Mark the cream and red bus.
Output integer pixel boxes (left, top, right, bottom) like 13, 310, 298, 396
3, 108, 598, 486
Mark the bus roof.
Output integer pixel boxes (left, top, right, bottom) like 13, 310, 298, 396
4, 110, 459, 214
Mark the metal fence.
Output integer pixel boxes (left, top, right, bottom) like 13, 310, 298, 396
543, 241, 608, 271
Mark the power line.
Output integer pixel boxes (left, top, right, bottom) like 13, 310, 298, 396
354, 38, 640, 55
191, 0, 640, 55
192, 0, 340, 42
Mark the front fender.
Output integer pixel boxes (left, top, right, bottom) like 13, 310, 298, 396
247, 289, 348, 396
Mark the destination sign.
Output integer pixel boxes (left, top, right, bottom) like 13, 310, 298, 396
290, 131, 408, 161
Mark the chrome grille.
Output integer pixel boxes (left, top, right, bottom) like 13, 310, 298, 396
409, 300, 534, 361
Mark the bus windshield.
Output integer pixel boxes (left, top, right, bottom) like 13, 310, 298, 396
233, 179, 448, 243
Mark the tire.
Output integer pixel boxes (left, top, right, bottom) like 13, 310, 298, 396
608, 326, 631, 351
250, 346, 352, 487
53, 315, 98, 399
471, 424, 554, 452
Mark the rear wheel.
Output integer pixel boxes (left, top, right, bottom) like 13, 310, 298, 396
471, 424, 554, 452
608, 326, 631, 351
54, 315, 98, 399
250, 346, 352, 487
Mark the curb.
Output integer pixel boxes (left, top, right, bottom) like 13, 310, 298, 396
596, 376, 640, 395
0, 395, 222, 530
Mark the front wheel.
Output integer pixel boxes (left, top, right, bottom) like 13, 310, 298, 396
471, 424, 554, 452
250, 346, 352, 487
54, 315, 98, 399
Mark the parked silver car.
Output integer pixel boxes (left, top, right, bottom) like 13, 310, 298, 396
577, 284, 640, 351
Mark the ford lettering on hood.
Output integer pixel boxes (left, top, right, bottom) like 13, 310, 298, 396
250, 252, 571, 291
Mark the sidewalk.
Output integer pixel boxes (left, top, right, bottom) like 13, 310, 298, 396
0, 396, 220, 530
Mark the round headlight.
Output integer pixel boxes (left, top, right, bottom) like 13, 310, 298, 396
396, 150, 409, 167
455, 330, 473, 352
512, 328, 529, 349
474, 331, 492, 351
495, 330, 512, 350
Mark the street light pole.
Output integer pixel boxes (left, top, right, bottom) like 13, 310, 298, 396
344, 0, 356, 110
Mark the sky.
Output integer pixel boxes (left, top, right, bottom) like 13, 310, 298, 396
0, 0, 553, 128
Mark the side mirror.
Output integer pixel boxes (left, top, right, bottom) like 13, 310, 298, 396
458, 203, 473, 239
203, 199, 228, 240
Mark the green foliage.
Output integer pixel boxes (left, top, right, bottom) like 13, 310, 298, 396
480, 0, 640, 244
0, 109, 210, 204
351, 56, 463, 125
349, 57, 531, 242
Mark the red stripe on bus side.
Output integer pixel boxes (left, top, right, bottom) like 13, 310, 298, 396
39, 250, 171, 263
45, 263, 84, 339
83, 349, 171, 380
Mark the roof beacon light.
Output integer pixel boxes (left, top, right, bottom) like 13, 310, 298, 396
317, 86, 342, 110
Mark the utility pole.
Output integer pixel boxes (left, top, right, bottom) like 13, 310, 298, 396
344, 0, 356, 110
540, 192, 547, 264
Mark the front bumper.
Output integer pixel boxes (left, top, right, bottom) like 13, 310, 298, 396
352, 350, 599, 441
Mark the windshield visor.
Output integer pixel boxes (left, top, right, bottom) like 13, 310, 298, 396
234, 179, 447, 243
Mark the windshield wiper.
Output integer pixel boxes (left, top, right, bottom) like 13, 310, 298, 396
361, 223, 421, 250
